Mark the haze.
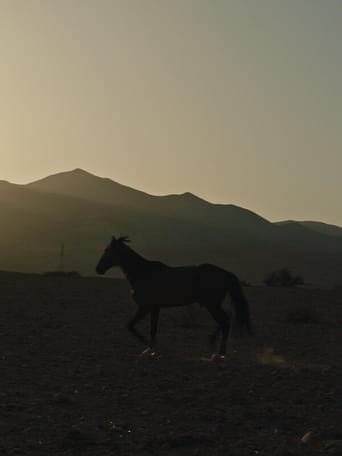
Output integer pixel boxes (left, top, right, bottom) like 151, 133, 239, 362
1, 0, 341, 225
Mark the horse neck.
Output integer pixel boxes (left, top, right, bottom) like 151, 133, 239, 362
119, 245, 150, 286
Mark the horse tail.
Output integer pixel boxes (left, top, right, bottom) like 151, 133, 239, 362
226, 273, 252, 336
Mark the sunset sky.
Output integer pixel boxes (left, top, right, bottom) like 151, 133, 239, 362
1, 1, 341, 225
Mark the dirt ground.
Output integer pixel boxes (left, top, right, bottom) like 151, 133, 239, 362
0, 271, 341, 455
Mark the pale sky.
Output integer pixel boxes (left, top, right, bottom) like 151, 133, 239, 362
1, 0, 341, 225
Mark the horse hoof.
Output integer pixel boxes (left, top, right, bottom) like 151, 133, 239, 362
211, 353, 225, 361
138, 347, 158, 359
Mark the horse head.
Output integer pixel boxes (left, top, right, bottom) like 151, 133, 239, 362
96, 236, 130, 275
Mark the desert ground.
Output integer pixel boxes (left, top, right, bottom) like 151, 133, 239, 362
0, 271, 341, 455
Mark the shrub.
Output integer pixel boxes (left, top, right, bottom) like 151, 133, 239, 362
264, 268, 304, 287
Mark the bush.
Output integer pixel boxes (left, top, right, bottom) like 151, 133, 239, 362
264, 268, 304, 287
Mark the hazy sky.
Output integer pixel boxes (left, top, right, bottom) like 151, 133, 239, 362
1, 0, 341, 225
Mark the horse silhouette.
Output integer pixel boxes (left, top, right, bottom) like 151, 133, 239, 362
96, 236, 251, 357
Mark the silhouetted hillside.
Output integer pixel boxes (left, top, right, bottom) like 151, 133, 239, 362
277, 220, 342, 239
28, 169, 153, 209
1, 170, 342, 286
28, 169, 271, 232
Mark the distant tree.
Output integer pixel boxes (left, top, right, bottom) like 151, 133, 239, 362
264, 268, 304, 287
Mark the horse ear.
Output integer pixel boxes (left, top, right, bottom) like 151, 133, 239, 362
112, 235, 117, 242
118, 236, 131, 244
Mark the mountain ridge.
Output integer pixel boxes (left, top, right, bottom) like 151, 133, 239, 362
276, 220, 342, 239
27, 169, 272, 232
1, 169, 341, 286
26, 169, 342, 231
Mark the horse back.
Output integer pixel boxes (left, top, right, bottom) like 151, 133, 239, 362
132, 264, 199, 307
132, 263, 233, 307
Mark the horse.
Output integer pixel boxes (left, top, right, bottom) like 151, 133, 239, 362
96, 236, 251, 358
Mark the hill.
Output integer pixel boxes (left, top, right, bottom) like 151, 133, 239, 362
1, 169, 342, 286
277, 220, 342, 239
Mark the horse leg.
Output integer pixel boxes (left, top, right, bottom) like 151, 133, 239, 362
206, 306, 230, 357
150, 307, 160, 350
127, 307, 150, 346
208, 326, 220, 346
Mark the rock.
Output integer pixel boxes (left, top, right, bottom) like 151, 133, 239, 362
301, 431, 314, 444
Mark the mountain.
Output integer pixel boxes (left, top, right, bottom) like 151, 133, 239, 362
28, 169, 271, 233
28, 168, 154, 209
276, 220, 342, 239
1, 169, 342, 287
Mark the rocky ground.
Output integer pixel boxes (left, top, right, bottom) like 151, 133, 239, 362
0, 271, 341, 455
